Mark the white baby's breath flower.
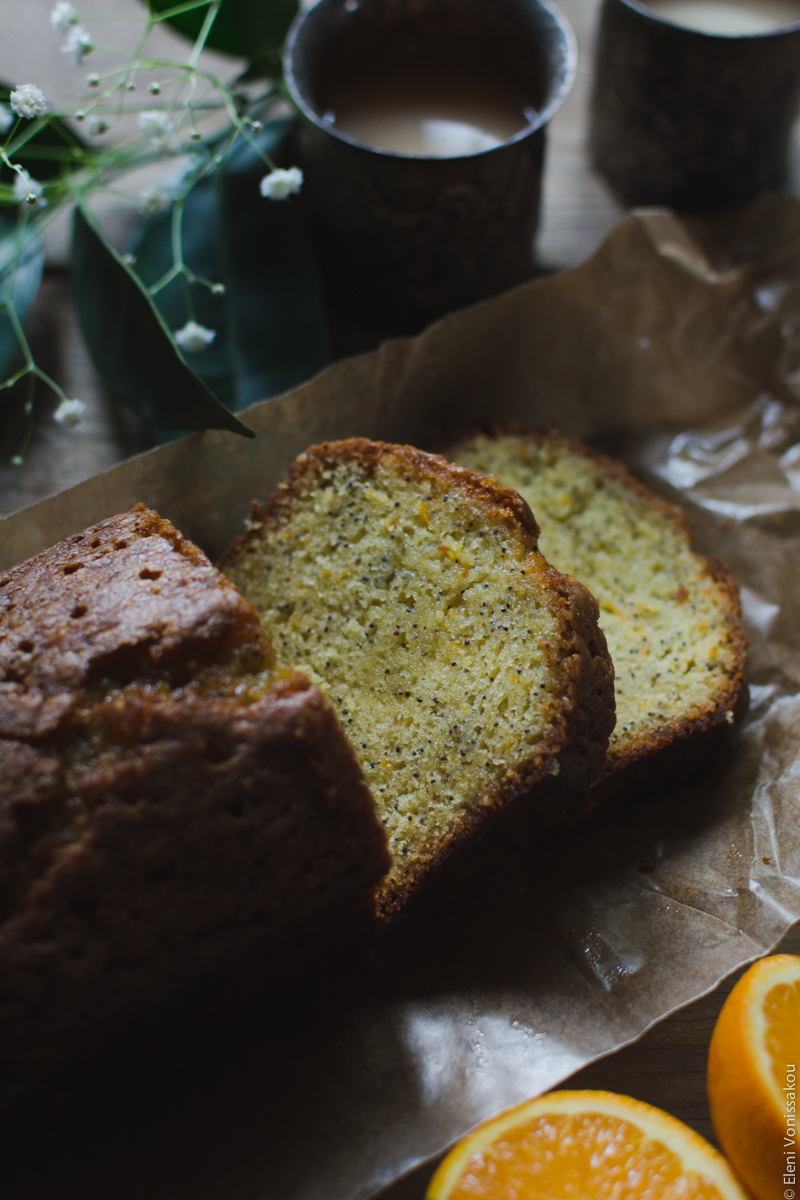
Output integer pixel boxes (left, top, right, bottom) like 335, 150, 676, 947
138, 109, 173, 140
50, 1, 78, 33
0, 105, 13, 135
138, 109, 181, 154
174, 320, 216, 354
138, 187, 170, 216
54, 397, 86, 427
10, 84, 48, 121
259, 166, 303, 200
62, 23, 93, 64
13, 169, 46, 208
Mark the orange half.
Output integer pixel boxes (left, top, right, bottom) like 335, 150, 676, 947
428, 1089, 748, 1200
708, 953, 800, 1200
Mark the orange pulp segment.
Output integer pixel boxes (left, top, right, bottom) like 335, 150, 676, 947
428, 1089, 748, 1200
764, 971, 800, 1097
708, 953, 800, 1200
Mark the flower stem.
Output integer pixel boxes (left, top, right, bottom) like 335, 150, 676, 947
188, 1, 221, 69
13, 372, 37, 464
5, 300, 35, 372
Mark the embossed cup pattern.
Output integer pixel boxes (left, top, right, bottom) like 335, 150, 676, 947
284, 0, 576, 331
589, 0, 800, 213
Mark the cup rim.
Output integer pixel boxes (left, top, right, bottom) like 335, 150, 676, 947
282, 0, 578, 161
614, 0, 800, 39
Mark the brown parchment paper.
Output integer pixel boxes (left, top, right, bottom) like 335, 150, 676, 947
5, 194, 800, 1200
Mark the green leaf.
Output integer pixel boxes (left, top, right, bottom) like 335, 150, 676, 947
220, 122, 330, 407
71, 202, 254, 437
0, 84, 90, 185
129, 117, 329, 419
0, 213, 44, 380
130, 186, 238, 417
146, 0, 299, 68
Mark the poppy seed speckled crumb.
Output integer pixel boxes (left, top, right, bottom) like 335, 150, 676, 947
222, 439, 616, 918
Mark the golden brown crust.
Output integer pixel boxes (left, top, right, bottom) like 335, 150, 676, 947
377, 559, 615, 918
224, 438, 616, 920
0, 504, 390, 1106
0, 503, 271, 741
221, 438, 541, 569
534, 429, 692, 533
529, 433, 749, 793
447, 427, 749, 808
590, 555, 748, 805
450, 423, 691, 532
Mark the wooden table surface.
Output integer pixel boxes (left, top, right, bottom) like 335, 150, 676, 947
0, 0, 627, 519
2, 2, 799, 1196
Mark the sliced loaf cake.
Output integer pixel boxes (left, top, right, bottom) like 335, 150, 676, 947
0, 505, 389, 1104
222, 439, 615, 916
450, 431, 748, 799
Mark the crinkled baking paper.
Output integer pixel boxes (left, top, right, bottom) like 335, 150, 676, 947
4, 195, 800, 1200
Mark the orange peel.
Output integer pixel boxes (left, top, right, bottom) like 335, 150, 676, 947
708, 953, 800, 1200
427, 1088, 748, 1199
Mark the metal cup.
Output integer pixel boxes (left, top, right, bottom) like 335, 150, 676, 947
589, 0, 800, 213
283, 0, 576, 332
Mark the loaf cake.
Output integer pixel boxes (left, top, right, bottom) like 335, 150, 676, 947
0, 505, 389, 1105
449, 431, 748, 799
222, 439, 615, 917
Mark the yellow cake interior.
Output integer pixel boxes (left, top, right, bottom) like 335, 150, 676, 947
452, 434, 738, 764
225, 455, 570, 881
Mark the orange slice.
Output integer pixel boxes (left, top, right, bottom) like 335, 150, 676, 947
708, 953, 800, 1200
427, 1089, 748, 1200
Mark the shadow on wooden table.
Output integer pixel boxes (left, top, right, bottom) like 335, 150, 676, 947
0, 748, 764, 1200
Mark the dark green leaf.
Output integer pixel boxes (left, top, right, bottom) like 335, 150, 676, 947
71, 202, 254, 437
221, 120, 330, 406
129, 185, 238, 416
0, 213, 44, 379
130, 117, 329, 419
0, 84, 90, 185
146, 0, 299, 68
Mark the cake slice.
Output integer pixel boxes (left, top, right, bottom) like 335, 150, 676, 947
449, 431, 748, 800
0, 505, 389, 1105
222, 439, 615, 917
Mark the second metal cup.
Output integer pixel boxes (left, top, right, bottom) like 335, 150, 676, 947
589, 0, 800, 213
